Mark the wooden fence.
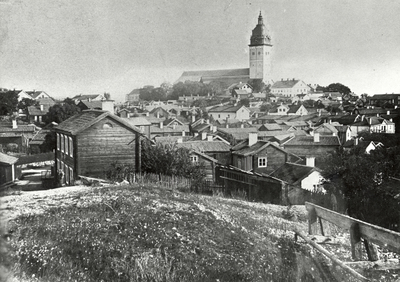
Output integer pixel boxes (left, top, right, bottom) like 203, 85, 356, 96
305, 202, 400, 260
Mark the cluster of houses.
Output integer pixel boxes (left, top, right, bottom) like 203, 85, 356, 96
1, 84, 399, 204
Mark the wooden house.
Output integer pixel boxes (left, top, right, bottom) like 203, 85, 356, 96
231, 133, 302, 175
189, 151, 220, 181
54, 110, 143, 185
0, 152, 18, 185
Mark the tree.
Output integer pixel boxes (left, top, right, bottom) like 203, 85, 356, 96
18, 98, 39, 116
325, 83, 351, 95
44, 99, 81, 124
238, 98, 250, 107
141, 140, 206, 181
247, 79, 267, 93
0, 90, 18, 115
321, 143, 400, 230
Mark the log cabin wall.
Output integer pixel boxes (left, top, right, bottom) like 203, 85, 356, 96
76, 117, 138, 178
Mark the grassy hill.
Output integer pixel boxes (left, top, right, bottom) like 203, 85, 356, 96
0, 184, 396, 281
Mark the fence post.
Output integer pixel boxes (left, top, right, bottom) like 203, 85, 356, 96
308, 207, 317, 235
364, 240, 379, 261
350, 223, 363, 261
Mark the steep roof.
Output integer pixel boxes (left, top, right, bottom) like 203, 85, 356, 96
249, 12, 272, 46
0, 152, 18, 165
209, 105, 248, 113
121, 117, 151, 126
287, 104, 306, 114
55, 110, 141, 135
284, 135, 341, 146
271, 80, 300, 89
269, 163, 320, 185
175, 141, 231, 152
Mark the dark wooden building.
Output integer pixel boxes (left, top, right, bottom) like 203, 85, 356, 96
231, 133, 302, 175
0, 152, 18, 185
54, 110, 143, 185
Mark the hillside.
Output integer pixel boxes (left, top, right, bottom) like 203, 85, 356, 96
0, 184, 397, 281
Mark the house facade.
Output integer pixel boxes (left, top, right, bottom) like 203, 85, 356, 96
271, 79, 311, 98
231, 133, 301, 175
54, 110, 142, 185
208, 105, 251, 121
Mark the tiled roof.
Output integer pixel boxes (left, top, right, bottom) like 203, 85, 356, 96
260, 123, 282, 131
269, 163, 318, 185
150, 125, 189, 134
370, 94, 400, 99
79, 100, 103, 109
271, 80, 300, 89
72, 94, 102, 100
217, 127, 258, 135
192, 151, 219, 163
154, 136, 191, 144
55, 110, 141, 135
0, 123, 38, 133
209, 105, 244, 113
287, 104, 303, 114
176, 141, 231, 152
284, 135, 341, 146
121, 117, 151, 126
27, 105, 50, 116
0, 152, 18, 165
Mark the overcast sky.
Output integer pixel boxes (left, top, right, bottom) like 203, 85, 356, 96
1, 0, 400, 102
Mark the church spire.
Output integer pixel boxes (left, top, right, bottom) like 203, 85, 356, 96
258, 11, 263, 25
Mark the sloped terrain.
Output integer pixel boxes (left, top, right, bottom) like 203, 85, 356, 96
0, 184, 398, 281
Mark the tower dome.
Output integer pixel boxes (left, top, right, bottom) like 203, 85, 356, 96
250, 12, 272, 46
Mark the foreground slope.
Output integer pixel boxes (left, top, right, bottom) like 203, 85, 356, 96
0, 184, 393, 281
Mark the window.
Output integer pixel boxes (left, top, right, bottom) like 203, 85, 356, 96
56, 133, 60, 150
64, 135, 68, 155
69, 137, 73, 157
60, 134, 64, 153
65, 165, 69, 185
190, 155, 198, 163
258, 157, 267, 167
69, 167, 73, 184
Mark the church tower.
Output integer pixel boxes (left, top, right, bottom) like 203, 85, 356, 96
249, 12, 272, 84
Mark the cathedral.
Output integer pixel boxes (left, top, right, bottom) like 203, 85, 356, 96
175, 12, 273, 86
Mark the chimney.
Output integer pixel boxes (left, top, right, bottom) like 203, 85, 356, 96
306, 157, 315, 167
101, 100, 115, 114
159, 122, 163, 129
201, 132, 207, 140
191, 115, 196, 123
248, 132, 258, 147
314, 133, 320, 143
182, 130, 185, 137
207, 136, 213, 141
12, 119, 17, 129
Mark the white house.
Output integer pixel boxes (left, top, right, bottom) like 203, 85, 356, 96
208, 105, 251, 121
271, 79, 311, 98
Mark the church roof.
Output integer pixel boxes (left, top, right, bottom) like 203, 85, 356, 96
175, 68, 250, 84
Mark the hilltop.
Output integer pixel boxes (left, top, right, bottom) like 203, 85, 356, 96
0, 184, 397, 281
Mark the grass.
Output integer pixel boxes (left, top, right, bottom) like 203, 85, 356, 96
1, 183, 392, 281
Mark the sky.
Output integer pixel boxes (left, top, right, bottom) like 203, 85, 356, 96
1, 0, 400, 102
